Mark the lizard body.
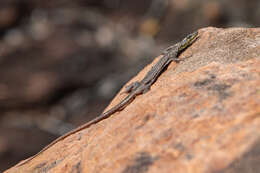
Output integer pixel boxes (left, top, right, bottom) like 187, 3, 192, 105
17, 31, 198, 166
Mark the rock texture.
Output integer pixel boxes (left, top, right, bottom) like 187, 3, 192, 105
5, 27, 260, 173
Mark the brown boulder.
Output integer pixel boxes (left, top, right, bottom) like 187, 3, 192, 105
5, 27, 260, 173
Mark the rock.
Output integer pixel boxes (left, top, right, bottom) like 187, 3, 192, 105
5, 27, 260, 173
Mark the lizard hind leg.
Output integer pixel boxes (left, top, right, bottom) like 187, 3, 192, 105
135, 83, 151, 95
141, 85, 150, 94
123, 81, 141, 93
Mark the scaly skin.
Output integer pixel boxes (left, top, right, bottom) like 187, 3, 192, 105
16, 31, 198, 166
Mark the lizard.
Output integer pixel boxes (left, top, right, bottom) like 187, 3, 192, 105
16, 31, 198, 166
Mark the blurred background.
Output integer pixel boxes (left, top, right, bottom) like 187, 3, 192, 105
0, 0, 259, 171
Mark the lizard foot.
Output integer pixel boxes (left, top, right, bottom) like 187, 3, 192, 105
141, 85, 151, 94
172, 54, 192, 62
123, 81, 141, 93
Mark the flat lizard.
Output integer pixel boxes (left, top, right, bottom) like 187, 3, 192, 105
17, 31, 198, 166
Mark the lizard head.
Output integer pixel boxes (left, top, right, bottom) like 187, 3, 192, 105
178, 31, 198, 52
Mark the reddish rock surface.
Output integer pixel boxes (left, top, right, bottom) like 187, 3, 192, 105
5, 27, 260, 173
